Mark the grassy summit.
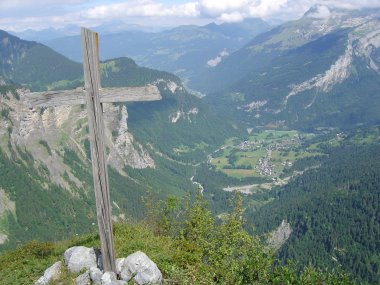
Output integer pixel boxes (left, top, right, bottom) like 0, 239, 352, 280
0, 193, 351, 285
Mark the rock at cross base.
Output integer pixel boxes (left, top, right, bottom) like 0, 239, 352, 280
35, 261, 62, 285
90, 266, 103, 285
116, 251, 162, 285
101, 271, 126, 285
64, 246, 97, 273
75, 270, 91, 285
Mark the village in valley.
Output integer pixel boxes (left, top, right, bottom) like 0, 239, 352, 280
209, 130, 318, 192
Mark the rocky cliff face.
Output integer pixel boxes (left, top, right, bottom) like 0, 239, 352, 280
0, 188, 15, 245
286, 18, 380, 106
107, 105, 155, 171
0, 87, 155, 193
267, 220, 292, 250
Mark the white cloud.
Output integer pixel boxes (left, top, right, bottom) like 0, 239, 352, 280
0, 0, 88, 10
84, 1, 199, 19
207, 48, 229, 67
218, 12, 244, 22
1, 0, 380, 32
198, 0, 250, 16
305, 4, 331, 18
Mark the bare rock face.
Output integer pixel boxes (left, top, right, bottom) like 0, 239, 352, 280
116, 251, 162, 285
287, 44, 353, 104
107, 105, 155, 171
35, 261, 62, 285
0, 88, 155, 195
64, 246, 97, 273
267, 220, 292, 250
169, 107, 198, 123
0, 188, 15, 244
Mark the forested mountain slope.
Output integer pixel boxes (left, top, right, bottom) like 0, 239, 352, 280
0, 30, 82, 91
251, 130, 380, 284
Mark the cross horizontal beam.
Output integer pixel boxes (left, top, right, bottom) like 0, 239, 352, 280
24, 85, 161, 108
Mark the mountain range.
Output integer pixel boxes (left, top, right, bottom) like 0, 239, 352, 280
41, 18, 271, 88
0, 5, 379, 284
196, 5, 380, 130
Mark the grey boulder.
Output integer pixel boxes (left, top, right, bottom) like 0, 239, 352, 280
116, 251, 162, 285
64, 246, 97, 273
35, 261, 62, 285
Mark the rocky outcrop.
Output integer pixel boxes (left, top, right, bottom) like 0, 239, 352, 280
286, 18, 380, 107
355, 21, 380, 72
108, 105, 155, 170
0, 188, 15, 217
267, 220, 292, 250
287, 44, 353, 103
0, 88, 155, 193
238, 100, 267, 113
169, 107, 198, 123
0, 187, 16, 244
153, 79, 183, 94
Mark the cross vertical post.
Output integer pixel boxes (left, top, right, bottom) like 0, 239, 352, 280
81, 28, 115, 272
24, 27, 161, 274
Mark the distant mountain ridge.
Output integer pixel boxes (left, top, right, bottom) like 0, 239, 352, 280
195, 6, 380, 130
39, 18, 271, 86
0, 30, 82, 91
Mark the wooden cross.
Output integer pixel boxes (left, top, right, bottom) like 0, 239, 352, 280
24, 28, 161, 272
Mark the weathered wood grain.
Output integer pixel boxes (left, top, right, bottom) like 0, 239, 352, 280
24, 85, 161, 108
81, 27, 116, 272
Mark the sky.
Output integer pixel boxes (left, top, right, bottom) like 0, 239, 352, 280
1, 0, 380, 32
